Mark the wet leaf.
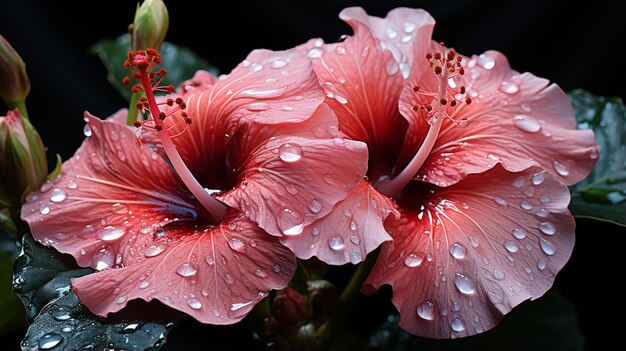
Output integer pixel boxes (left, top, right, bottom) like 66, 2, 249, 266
92, 34, 218, 100
368, 291, 584, 351
568, 90, 626, 226
0, 250, 25, 335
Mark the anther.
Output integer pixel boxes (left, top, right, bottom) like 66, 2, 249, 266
433, 52, 441, 60
465, 97, 472, 105
413, 85, 421, 92
159, 112, 167, 120
459, 67, 465, 75
450, 100, 457, 107
412, 104, 420, 111
122, 76, 131, 85
447, 49, 456, 61
440, 98, 447, 105
166, 98, 174, 106
434, 66, 442, 75
425, 53, 433, 60
459, 86, 466, 94
185, 117, 192, 124
155, 125, 163, 131
133, 120, 142, 127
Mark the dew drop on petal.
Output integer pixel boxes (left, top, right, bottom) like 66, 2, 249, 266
349, 235, 360, 245
520, 200, 533, 210
323, 174, 334, 184
50, 189, 67, 203
537, 259, 547, 270
349, 221, 357, 231
416, 300, 435, 320
139, 281, 150, 290
513, 115, 541, 133
187, 298, 202, 310
385, 60, 399, 76
39, 204, 51, 215
532, 172, 545, 185
385, 27, 398, 39
270, 58, 288, 69
97, 226, 125, 241
247, 102, 272, 111
512, 228, 527, 239
278, 208, 304, 235
334, 94, 348, 104
177, 263, 198, 277
228, 237, 246, 252
93, 246, 114, 270
492, 269, 505, 280
504, 240, 519, 253
451, 318, 465, 332
538, 222, 556, 235
273, 264, 281, 273
454, 273, 475, 294
38, 333, 63, 350
540, 196, 551, 204
308, 199, 322, 213
280, 104, 294, 111
40, 180, 53, 193
477, 54, 495, 70
350, 251, 362, 264
449, 243, 466, 259
499, 81, 519, 94
539, 237, 556, 255
144, 245, 166, 257
311, 227, 320, 236
254, 269, 268, 278
66, 179, 78, 190
115, 295, 127, 304
335, 46, 346, 55
278, 143, 303, 162
307, 48, 323, 59
404, 252, 424, 267
403, 21, 416, 33
493, 197, 507, 206
205, 255, 215, 266
552, 160, 570, 176
536, 208, 550, 218
329, 236, 345, 251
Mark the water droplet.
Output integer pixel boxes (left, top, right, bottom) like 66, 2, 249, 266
404, 252, 424, 267
350, 251, 362, 264
532, 172, 545, 185
537, 259, 547, 270
494, 197, 507, 206
477, 54, 495, 70
278, 143, 303, 162
512, 228, 527, 239
311, 227, 320, 236
540, 196, 551, 204
238, 88, 284, 98
449, 243, 466, 259
499, 81, 519, 94
520, 200, 533, 211
177, 263, 198, 277
39, 333, 63, 349
329, 236, 345, 251
334, 94, 348, 104
416, 300, 435, 320
512, 177, 525, 188
111, 202, 129, 214
83, 124, 92, 136
335, 46, 346, 55
468, 236, 480, 248
93, 246, 114, 270
143, 244, 166, 258
139, 281, 150, 290
452, 300, 461, 312
52, 310, 71, 321
247, 102, 272, 111
98, 226, 125, 241
312, 127, 326, 138
39, 203, 51, 215
50, 189, 67, 203
66, 179, 78, 190
349, 221, 358, 232
538, 222, 556, 235
187, 298, 202, 310
513, 115, 541, 133
454, 273, 475, 294
451, 318, 465, 332
40, 180, 53, 192
224, 273, 234, 284
277, 207, 304, 235
492, 269, 505, 280
323, 174, 334, 184
403, 21, 416, 33
349, 235, 360, 245
61, 325, 74, 333
552, 160, 570, 176
280, 104, 294, 111
250, 63, 263, 72
205, 255, 215, 265
385, 27, 398, 39
385, 60, 399, 75
116, 295, 127, 304
521, 103, 532, 112
342, 209, 352, 217
273, 264, 281, 273
536, 208, 550, 218
307, 48, 323, 59
228, 237, 246, 252
539, 237, 556, 255
270, 58, 288, 69
504, 240, 519, 253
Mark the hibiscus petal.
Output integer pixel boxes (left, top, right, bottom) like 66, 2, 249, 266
21, 113, 196, 269
167, 49, 325, 188
402, 50, 598, 187
280, 180, 397, 265
363, 166, 575, 338
72, 211, 296, 324
297, 16, 407, 179
217, 105, 368, 237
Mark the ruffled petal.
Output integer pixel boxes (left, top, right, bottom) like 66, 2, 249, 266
72, 211, 296, 324
401, 51, 598, 187
21, 113, 196, 269
280, 180, 397, 265
216, 105, 368, 236
167, 49, 325, 189
364, 166, 575, 338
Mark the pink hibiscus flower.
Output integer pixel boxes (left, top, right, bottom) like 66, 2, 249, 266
297, 7, 599, 338
21, 48, 368, 324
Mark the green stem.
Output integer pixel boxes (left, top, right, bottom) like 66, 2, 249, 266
8, 101, 28, 119
127, 92, 144, 125
316, 249, 379, 344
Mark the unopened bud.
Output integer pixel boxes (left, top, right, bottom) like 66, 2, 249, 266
272, 288, 306, 335
131, 0, 169, 50
0, 110, 47, 208
307, 280, 338, 325
0, 36, 30, 106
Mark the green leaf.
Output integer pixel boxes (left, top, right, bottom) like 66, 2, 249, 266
568, 90, 626, 226
0, 251, 25, 336
20, 292, 176, 351
92, 34, 218, 100
13, 234, 92, 321
14, 234, 179, 350
368, 291, 584, 351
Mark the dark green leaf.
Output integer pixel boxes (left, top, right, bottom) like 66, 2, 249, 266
568, 90, 626, 226
368, 291, 584, 351
92, 34, 219, 100
13, 234, 92, 321
21, 292, 176, 351
0, 251, 25, 335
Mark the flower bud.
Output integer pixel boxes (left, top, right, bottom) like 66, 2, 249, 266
307, 280, 338, 325
0, 110, 47, 208
0, 36, 30, 106
131, 0, 169, 50
271, 288, 306, 335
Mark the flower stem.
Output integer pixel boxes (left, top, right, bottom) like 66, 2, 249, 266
127, 92, 144, 126
8, 101, 28, 119
139, 69, 227, 222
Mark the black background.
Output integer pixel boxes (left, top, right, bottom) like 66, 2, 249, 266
1, 0, 625, 350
